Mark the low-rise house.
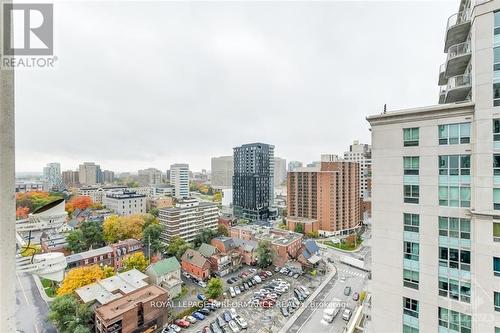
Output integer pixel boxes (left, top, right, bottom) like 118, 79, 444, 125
112, 238, 143, 271
231, 238, 258, 266
298, 239, 322, 267
181, 249, 211, 281
210, 236, 243, 271
145, 257, 182, 299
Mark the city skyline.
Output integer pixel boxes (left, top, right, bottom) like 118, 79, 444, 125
15, 1, 455, 173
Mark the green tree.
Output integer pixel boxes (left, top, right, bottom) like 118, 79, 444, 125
80, 221, 105, 249
142, 223, 164, 256
217, 224, 229, 237
213, 192, 223, 203
122, 252, 149, 272
166, 236, 191, 260
256, 240, 274, 268
294, 223, 304, 234
48, 294, 93, 333
148, 207, 159, 218
206, 277, 223, 298
66, 230, 86, 253
193, 228, 217, 248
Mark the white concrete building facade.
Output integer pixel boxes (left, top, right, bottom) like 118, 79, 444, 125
367, 1, 500, 332
169, 163, 189, 199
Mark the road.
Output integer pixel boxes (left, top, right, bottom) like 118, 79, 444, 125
15, 272, 56, 333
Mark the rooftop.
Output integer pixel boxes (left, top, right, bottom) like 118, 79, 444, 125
147, 257, 180, 276
66, 246, 113, 263
181, 249, 209, 268
95, 284, 166, 320
105, 190, 146, 199
75, 269, 148, 305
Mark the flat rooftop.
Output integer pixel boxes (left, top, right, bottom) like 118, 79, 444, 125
95, 284, 166, 320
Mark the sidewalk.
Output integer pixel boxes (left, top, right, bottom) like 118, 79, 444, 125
32, 275, 54, 303
278, 262, 337, 333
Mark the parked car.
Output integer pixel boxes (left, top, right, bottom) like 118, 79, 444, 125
235, 286, 241, 294
200, 308, 211, 316
217, 316, 226, 327
352, 292, 359, 301
185, 315, 197, 324
223, 311, 232, 322
221, 325, 232, 333
193, 312, 206, 320
209, 299, 222, 308
253, 275, 262, 283
288, 271, 294, 277
230, 308, 238, 319
168, 324, 181, 333
293, 273, 299, 279
229, 287, 236, 297
227, 278, 235, 284
235, 316, 248, 329
198, 293, 207, 301
299, 286, 310, 296
203, 326, 211, 333
340, 276, 346, 283
280, 306, 289, 317
274, 266, 280, 272
321, 307, 340, 324
161, 328, 175, 333
182, 271, 191, 279
344, 286, 351, 296
198, 280, 208, 288
211, 322, 223, 333
342, 308, 352, 321
228, 320, 240, 333
175, 319, 190, 328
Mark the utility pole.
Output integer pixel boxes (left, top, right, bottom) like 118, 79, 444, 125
0, 0, 16, 330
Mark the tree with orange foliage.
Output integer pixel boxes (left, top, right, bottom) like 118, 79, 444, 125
16, 206, 29, 219
65, 196, 93, 216
102, 214, 147, 243
16, 191, 62, 213
57, 265, 105, 296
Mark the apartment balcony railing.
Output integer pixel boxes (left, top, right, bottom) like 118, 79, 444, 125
444, 10, 471, 52
438, 63, 447, 86
439, 74, 471, 104
445, 41, 471, 78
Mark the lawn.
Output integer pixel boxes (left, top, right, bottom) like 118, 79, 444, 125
40, 278, 57, 297
323, 237, 362, 251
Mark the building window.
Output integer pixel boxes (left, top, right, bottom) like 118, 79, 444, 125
403, 269, 419, 290
403, 297, 419, 318
404, 241, 419, 261
404, 157, 419, 175
403, 325, 418, 333
494, 120, 500, 142
439, 155, 470, 176
438, 307, 471, 333
438, 277, 471, 303
404, 213, 419, 233
404, 185, 419, 204
439, 217, 470, 240
495, 11, 500, 35
438, 123, 471, 145
439, 186, 471, 207
495, 189, 500, 210
494, 257, 500, 277
439, 247, 471, 272
495, 292, 500, 312
403, 128, 419, 147
494, 222, 500, 242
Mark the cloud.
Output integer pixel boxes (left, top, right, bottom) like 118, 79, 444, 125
15, 0, 456, 172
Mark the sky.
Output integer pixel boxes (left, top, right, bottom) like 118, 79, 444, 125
16, 0, 457, 173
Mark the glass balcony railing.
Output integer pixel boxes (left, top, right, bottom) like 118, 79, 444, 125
438, 63, 447, 86
444, 10, 471, 51
447, 41, 471, 61
447, 74, 471, 90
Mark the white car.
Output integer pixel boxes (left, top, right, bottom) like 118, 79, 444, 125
197, 280, 207, 288
235, 286, 241, 294
235, 316, 248, 329
228, 320, 240, 333
342, 308, 352, 321
185, 315, 197, 324
299, 286, 310, 296
168, 324, 181, 333
321, 307, 340, 324
230, 308, 238, 319
229, 287, 236, 298
253, 275, 262, 283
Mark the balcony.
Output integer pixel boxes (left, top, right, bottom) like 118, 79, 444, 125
444, 10, 471, 52
445, 41, 471, 78
439, 74, 471, 104
438, 63, 447, 86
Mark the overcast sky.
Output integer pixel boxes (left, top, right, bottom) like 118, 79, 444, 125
16, 0, 456, 173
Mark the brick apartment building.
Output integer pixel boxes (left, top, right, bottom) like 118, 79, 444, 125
66, 238, 143, 271
212, 236, 257, 266
94, 285, 168, 333
287, 161, 361, 236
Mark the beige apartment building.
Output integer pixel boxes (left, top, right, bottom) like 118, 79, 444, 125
286, 161, 360, 236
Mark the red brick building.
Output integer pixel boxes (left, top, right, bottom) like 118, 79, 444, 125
181, 249, 211, 281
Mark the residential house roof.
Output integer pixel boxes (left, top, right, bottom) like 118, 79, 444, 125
212, 236, 236, 251
199, 243, 217, 258
147, 257, 180, 277
232, 238, 257, 252
181, 249, 210, 268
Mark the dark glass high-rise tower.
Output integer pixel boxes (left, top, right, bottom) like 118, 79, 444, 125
232, 143, 274, 221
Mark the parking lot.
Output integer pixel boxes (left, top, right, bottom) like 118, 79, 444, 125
170, 266, 325, 333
